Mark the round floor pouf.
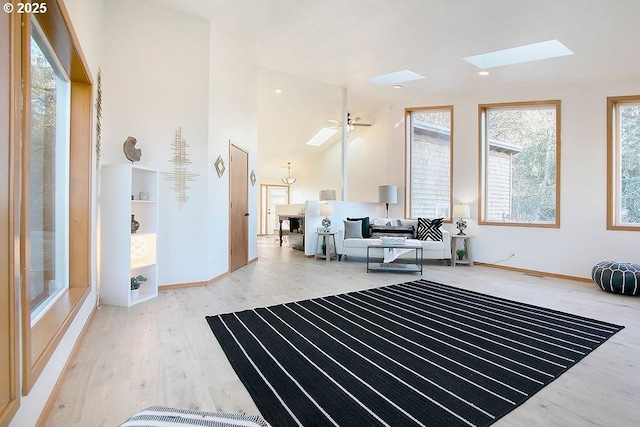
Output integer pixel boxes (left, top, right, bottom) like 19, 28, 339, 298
592, 261, 640, 295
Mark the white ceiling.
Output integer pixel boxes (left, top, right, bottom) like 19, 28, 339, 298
144, 0, 640, 181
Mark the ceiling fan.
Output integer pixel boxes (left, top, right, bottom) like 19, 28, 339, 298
328, 113, 372, 131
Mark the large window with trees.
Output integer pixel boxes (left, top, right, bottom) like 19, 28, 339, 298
19, 1, 93, 397
479, 101, 561, 227
608, 95, 640, 230
405, 106, 453, 220
29, 22, 71, 324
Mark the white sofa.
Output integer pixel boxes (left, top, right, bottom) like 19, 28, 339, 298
335, 218, 451, 265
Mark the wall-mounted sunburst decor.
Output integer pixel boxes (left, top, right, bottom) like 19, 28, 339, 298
162, 127, 199, 208
95, 67, 102, 168
250, 169, 256, 186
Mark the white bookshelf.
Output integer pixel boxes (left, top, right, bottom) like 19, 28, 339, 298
100, 164, 159, 306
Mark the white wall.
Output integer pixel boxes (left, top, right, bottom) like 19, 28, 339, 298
207, 25, 259, 274
100, 0, 258, 285
302, 77, 640, 279
101, 0, 211, 285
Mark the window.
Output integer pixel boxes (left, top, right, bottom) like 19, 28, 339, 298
405, 106, 453, 219
29, 23, 71, 324
479, 101, 560, 227
608, 95, 640, 230
19, 1, 93, 396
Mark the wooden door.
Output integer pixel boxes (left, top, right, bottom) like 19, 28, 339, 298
229, 144, 249, 271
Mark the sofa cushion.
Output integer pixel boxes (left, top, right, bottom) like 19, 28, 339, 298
373, 218, 403, 226
417, 217, 444, 241
344, 220, 363, 239
347, 216, 371, 238
370, 225, 415, 239
399, 219, 419, 238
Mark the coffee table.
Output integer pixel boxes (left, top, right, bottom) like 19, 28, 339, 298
366, 242, 423, 275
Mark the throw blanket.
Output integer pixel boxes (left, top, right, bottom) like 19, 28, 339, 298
383, 247, 414, 263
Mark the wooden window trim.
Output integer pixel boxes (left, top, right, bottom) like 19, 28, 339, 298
404, 105, 454, 221
0, 8, 21, 425
477, 100, 561, 228
20, 0, 93, 396
607, 95, 640, 231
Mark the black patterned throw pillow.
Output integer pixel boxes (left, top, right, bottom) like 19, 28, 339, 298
417, 217, 444, 241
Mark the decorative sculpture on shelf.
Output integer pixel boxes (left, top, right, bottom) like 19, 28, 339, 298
123, 136, 142, 163
131, 214, 140, 233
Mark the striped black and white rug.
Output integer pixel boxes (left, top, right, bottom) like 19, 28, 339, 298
206, 280, 623, 427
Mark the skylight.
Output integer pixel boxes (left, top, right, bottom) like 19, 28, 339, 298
368, 69, 426, 85
463, 39, 574, 69
306, 127, 337, 146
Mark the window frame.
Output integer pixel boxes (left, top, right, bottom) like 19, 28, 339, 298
478, 100, 561, 228
404, 105, 454, 221
0, 8, 20, 424
607, 95, 640, 231
19, 0, 93, 397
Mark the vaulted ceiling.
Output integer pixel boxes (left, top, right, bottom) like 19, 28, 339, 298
145, 0, 640, 181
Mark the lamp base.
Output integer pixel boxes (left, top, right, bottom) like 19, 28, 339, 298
455, 218, 468, 235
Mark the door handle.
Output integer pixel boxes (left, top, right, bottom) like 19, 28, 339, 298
244, 213, 250, 216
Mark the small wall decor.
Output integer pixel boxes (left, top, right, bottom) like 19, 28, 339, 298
215, 155, 225, 178
250, 169, 256, 186
95, 67, 102, 168
123, 136, 142, 163
162, 127, 199, 208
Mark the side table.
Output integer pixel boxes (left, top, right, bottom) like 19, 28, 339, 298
451, 235, 473, 266
315, 232, 337, 262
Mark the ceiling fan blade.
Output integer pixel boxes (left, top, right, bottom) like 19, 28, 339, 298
328, 119, 341, 124
352, 123, 371, 127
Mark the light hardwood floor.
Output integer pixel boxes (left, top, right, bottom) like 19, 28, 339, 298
45, 237, 640, 426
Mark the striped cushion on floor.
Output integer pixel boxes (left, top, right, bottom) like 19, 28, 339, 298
119, 406, 270, 427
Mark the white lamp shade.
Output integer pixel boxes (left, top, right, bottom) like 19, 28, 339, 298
320, 203, 333, 216
319, 189, 337, 201
453, 204, 471, 219
378, 185, 398, 204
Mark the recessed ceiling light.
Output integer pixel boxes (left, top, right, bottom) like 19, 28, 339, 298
463, 39, 574, 69
393, 84, 403, 89
368, 70, 425, 85
274, 88, 282, 94
478, 71, 490, 76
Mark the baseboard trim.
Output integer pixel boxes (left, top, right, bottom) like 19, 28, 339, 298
474, 262, 593, 283
159, 271, 231, 290
158, 257, 259, 291
36, 297, 99, 427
